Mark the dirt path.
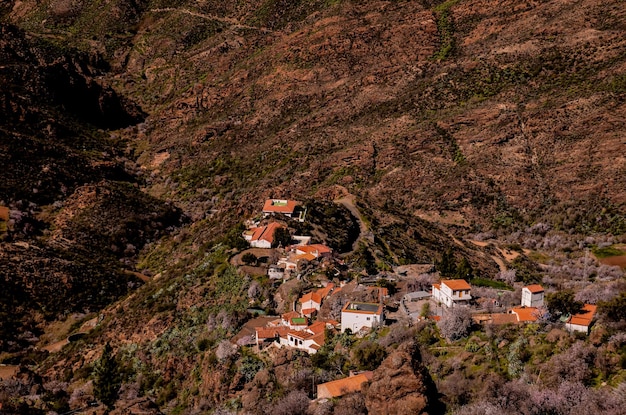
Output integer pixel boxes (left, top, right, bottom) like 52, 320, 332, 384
149, 8, 273, 33
335, 194, 371, 254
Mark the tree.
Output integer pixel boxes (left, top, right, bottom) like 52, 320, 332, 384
272, 227, 292, 248
546, 290, 584, 318
438, 307, 472, 341
455, 257, 474, 280
598, 292, 626, 322
93, 343, 120, 411
437, 248, 457, 277
241, 252, 257, 265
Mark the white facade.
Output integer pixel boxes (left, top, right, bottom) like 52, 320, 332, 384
341, 302, 383, 333
521, 286, 544, 308
432, 280, 472, 308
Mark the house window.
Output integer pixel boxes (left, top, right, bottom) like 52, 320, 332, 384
299, 340, 303, 345
366, 317, 371, 321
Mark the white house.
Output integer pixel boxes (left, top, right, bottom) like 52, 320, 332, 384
242, 222, 282, 248
279, 330, 325, 354
521, 285, 544, 308
341, 302, 384, 333
565, 304, 597, 334
263, 199, 298, 217
432, 279, 472, 308
299, 283, 335, 316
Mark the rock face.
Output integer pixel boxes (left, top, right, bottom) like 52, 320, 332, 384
364, 343, 443, 415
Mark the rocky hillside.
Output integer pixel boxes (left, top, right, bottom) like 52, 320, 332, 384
0, 24, 183, 353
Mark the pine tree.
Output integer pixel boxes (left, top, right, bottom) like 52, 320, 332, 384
93, 342, 120, 411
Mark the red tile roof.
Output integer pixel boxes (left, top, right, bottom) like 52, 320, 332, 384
300, 292, 322, 305
256, 326, 290, 340
307, 321, 327, 335
524, 284, 544, 293
250, 222, 282, 244
282, 311, 301, 321
442, 279, 471, 291
263, 199, 298, 214
296, 244, 332, 257
568, 304, 597, 327
301, 308, 318, 316
511, 307, 539, 322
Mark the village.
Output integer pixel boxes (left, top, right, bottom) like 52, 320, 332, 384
230, 198, 599, 400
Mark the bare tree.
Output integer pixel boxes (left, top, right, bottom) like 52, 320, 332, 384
438, 307, 472, 341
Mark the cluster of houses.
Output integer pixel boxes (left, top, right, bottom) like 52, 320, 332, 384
253, 281, 386, 354
429, 279, 597, 334
239, 198, 601, 399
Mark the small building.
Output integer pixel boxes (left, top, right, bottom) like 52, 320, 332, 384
565, 304, 597, 334
510, 306, 540, 322
432, 279, 472, 308
341, 302, 384, 333
243, 222, 283, 248
404, 291, 432, 303
317, 372, 374, 399
280, 329, 325, 354
295, 244, 333, 259
263, 199, 299, 218
299, 283, 335, 317
521, 285, 544, 308
268, 265, 285, 280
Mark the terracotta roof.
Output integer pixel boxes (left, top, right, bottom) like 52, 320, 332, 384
287, 329, 313, 339
300, 292, 322, 305
317, 372, 373, 398
442, 279, 471, 291
301, 308, 318, 316
432, 283, 441, 290
568, 304, 597, 327
310, 332, 325, 346
296, 244, 332, 257
294, 253, 317, 262
263, 199, 298, 214
282, 311, 301, 320
250, 222, 282, 244
524, 284, 544, 293
256, 326, 290, 340
511, 307, 539, 322
316, 283, 335, 299
307, 321, 327, 335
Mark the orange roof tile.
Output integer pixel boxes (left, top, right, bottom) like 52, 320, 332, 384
432, 283, 441, 290
256, 326, 290, 340
307, 321, 327, 335
317, 373, 373, 398
300, 292, 322, 305
287, 330, 313, 339
524, 284, 544, 293
511, 307, 539, 322
442, 279, 471, 290
263, 199, 298, 214
310, 332, 325, 346
316, 283, 335, 300
568, 304, 596, 327
301, 308, 318, 316
282, 311, 301, 321
294, 253, 317, 262
296, 244, 332, 257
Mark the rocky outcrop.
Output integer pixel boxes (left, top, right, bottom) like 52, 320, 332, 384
364, 342, 443, 415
